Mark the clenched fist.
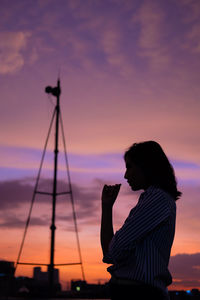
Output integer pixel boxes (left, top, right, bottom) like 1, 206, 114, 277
101, 184, 121, 208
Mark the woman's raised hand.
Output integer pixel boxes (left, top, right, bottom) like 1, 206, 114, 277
101, 184, 121, 208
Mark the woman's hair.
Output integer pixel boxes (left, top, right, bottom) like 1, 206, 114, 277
124, 141, 182, 200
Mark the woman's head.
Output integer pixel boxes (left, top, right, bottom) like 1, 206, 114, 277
124, 141, 182, 200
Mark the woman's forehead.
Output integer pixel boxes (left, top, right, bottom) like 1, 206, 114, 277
125, 156, 136, 166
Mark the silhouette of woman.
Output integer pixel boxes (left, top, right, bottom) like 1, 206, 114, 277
101, 141, 181, 300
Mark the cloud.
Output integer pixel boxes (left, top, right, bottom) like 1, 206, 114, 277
0, 179, 33, 210
0, 175, 138, 231
45, 0, 136, 77
1, 144, 200, 184
0, 145, 124, 176
0, 178, 100, 229
0, 31, 31, 74
169, 253, 200, 288
185, 23, 200, 54
175, 184, 200, 237
173, 0, 200, 55
132, 1, 170, 69
100, 28, 133, 77
180, 0, 200, 23
0, 214, 48, 229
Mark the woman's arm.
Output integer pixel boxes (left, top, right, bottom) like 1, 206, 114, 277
100, 184, 121, 256
101, 204, 114, 256
105, 188, 172, 261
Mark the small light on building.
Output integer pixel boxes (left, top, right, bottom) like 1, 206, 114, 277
76, 286, 81, 292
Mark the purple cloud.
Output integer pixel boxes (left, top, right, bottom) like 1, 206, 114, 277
0, 178, 100, 229
169, 253, 200, 288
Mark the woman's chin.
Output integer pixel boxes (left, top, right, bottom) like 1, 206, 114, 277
131, 185, 142, 191
131, 185, 137, 191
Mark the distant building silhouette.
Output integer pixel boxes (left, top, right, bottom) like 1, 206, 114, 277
33, 266, 59, 285
0, 260, 200, 299
0, 260, 15, 276
0, 260, 15, 297
71, 279, 110, 298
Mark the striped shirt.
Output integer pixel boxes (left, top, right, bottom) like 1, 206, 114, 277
103, 185, 176, 293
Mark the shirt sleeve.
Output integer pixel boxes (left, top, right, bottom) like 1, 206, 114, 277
103, 188, 172, 264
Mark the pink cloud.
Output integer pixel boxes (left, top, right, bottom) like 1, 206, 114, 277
132, 1, 170, 69
0, 31, 31, 74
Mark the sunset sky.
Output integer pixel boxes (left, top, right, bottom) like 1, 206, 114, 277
0, 0, 200, 291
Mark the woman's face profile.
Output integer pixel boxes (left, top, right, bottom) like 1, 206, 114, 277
124, 156, 148, 191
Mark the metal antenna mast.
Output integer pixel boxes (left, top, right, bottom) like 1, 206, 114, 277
14, 79, 85, 296
48, 79, 60, 294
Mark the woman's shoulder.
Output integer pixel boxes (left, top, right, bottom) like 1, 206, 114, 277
145, 185, 174, 198
142, 185, 176, 210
